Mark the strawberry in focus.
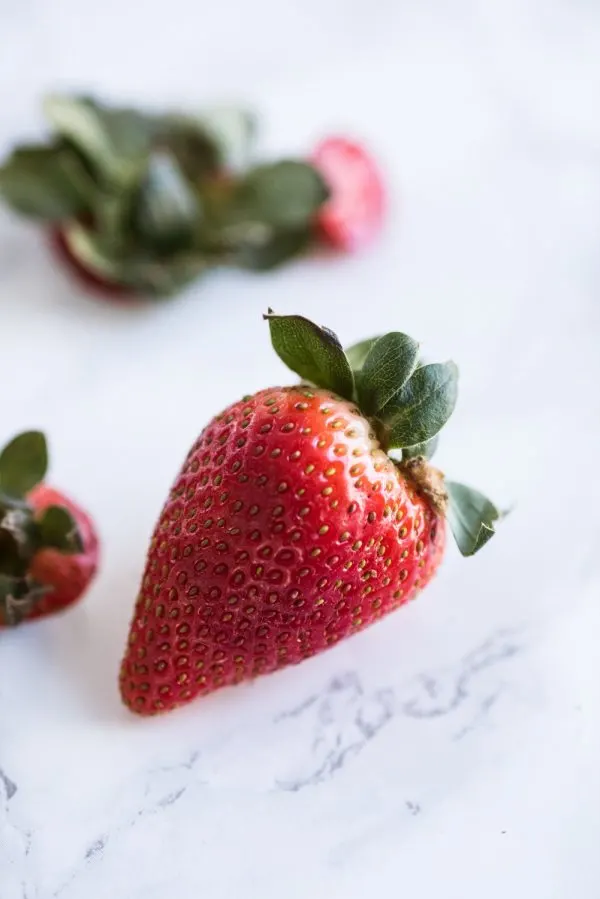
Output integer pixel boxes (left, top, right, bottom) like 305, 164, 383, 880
311, 137, 385, 251
120, 312, 501, 716
0, 432, 99, 627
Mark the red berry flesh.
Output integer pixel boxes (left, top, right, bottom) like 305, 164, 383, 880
120, 388, 444, 716
25, 484, 99, 620
311, 137, 385, 252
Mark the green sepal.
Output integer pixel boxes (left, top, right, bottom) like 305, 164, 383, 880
236, 161, 329, 230
358, 332, 420, 416
91, 191, 132, 256
153, 107, 254, 179
345, 336, 382, 373
0, 431, 48, 499
62, 222, 209, 297
382, 362, 459, 449
60, 221, 127, 284
0, 573, 25, 625
265, 311, 355, 401
445, 480, 501, 556
194, 107, 256, 172
234, 227, 311, 271
0, 573, 20, 604
133, 151, 201, 253
43, 94, 152, 187
0, 144, 93, 220
151, 114, 222, 181
0, 574, 52, 627
0, 528, 24, 577
402, 434, 439, 461
36, 505, 83, 554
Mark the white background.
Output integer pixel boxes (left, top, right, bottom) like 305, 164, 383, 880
1, 2, 600, 897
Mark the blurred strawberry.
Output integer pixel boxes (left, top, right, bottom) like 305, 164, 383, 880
311, 137, 385, 251
0, 432, 99, 627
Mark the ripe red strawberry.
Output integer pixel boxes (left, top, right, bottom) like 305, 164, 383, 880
25, 484, 99, 620
120, 313, 501, 716
0, 432, 99, 627
311, 137, 385, 252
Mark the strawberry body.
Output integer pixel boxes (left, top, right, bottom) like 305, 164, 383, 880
120, 387, 445, 715
311, 137, 385, 252
24, 485, 99, 621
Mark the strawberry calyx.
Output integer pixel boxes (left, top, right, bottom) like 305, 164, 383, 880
264, 311, 502, 556
399, 456, 448, 517
0, 431, 83, 626
49, 224, 136, 301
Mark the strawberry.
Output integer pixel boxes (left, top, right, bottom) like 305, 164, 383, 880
120, 312, 501, 716
0, 432, 99, 627
311, 137, 385, 252
1, 95, 367, 300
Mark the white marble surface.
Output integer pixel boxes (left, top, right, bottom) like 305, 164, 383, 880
2, 1, 600, 896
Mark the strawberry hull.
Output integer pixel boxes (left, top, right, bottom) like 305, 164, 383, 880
49, 227, 136, 302
120, 387, 445, 716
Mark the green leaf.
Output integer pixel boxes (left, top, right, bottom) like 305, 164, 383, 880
0, 573, 20, 600
445, 480, 501, 556
44, 95, 152, 187
358, 332, 420, 416
0, 573, 23, 625
234, 226, 311, 271
151, 114, 221, 181
63, 221, 209, 297
195, 107, 256, 171
37, 505, 83, 554
91, 191, 133, 256
0, 574, 52, 627
62, 221, 128, 283
237, 161, 329, 230
137, 253, 210, 297
265, 312, 355, 400
402, 434, 439, 461
0, 431, 48, 499
345, 336, 382, 373
383, 362, 459, 449
133, 151, 201, 252
0, 144, 92, 220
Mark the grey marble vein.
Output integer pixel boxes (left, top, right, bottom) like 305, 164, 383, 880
274, 629, 524, 791
0, 766, 18, 800
51, 751, 203, 898
400, 630, 521, 720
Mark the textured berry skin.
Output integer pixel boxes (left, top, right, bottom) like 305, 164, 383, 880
311, 137, 385, 252
22, 485, 99, 622
49, 227, 134, 301
120, 387, 445, 716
